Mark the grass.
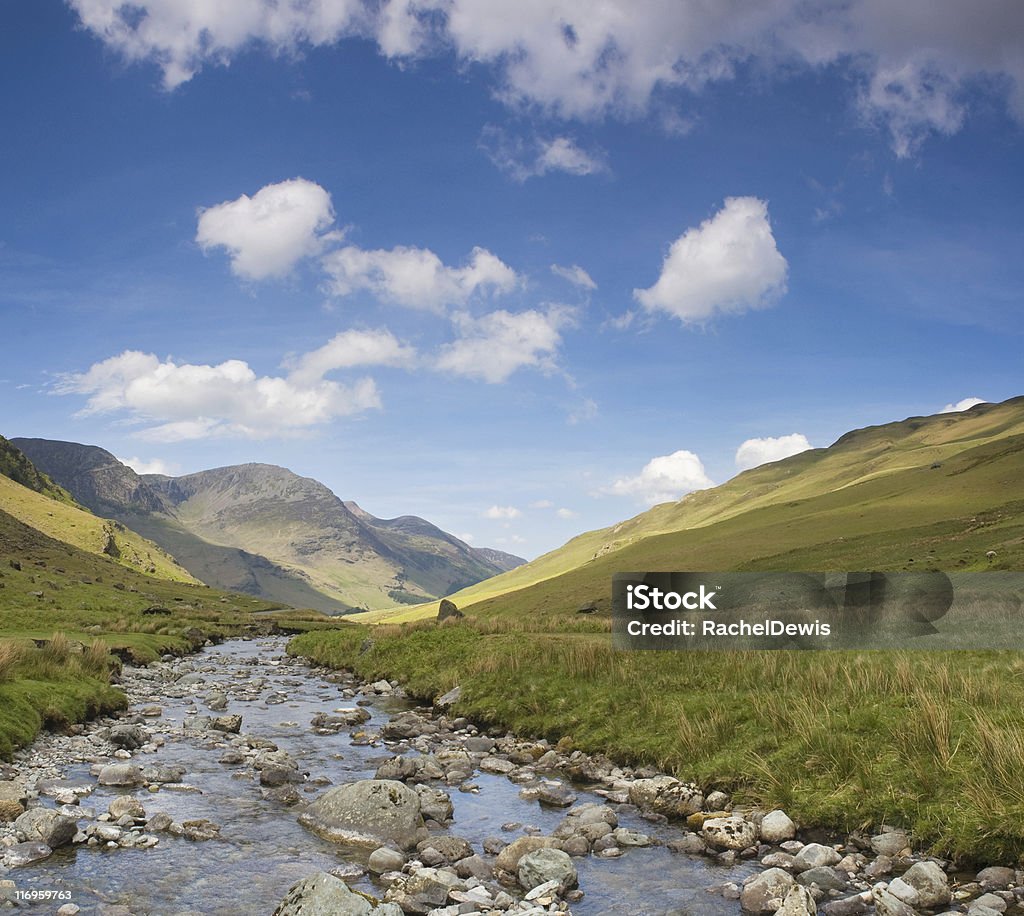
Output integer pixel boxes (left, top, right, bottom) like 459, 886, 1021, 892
290, 619, 1024, 863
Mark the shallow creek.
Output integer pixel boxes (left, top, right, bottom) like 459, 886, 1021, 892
6, 637, 758, 915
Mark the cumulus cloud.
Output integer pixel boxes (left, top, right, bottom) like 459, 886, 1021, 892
287, 328, 416, 385
55, 349, 381, 441
634, 197, 788, 324
484, 505, 521, 519
196, 178, 337, 280
940, 396, 988, 414
70, 1, 1024, 154
606, 450, 714, 504
435, 305, 575, 383
735, 433, 813, 471
551, 264, 597, 290
321, 244, 519, 311
529, 499, 554, 509
556, 507, 578, 519
117, 456, 179, 476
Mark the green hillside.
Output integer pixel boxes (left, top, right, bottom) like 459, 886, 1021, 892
0, 435, 76, 505
368, 395, 1024, 623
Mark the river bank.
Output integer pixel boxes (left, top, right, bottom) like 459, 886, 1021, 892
0, 637, 1019, 915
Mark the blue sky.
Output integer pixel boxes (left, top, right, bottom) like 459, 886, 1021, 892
1, 1, 1022, 558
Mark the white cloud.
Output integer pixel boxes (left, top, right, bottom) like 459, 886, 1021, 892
634, 197, 788, 324
117, 455, 179, 476
436, 305, 575, 383
287, 328, 416, 385
940, 396, 988, 414
735, 433, 813, 471
322, 244, 519, 311
556, 507, 578, 519
567, 398, 598, 425
606, 450, 714, 505
484, 505, 521, 519
70, 2, 1024, 156
196, 178, 337, 280
529, 499, 554, 509
551, 264, 597, 290
55, 349, 381, 441
481, 128, 608, 181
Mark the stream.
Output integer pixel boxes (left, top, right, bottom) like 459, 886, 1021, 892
3, 637, 761, 914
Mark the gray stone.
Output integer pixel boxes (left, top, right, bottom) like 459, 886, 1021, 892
872, 884, 920, 916
4, 841, 52, 867
702, 815, 758, 851
977, 866, 1015, 887
298, 779, 425, 850
792, 842, 841, 872
518, 847, 578, 893
760, 809, 797, 843
899, 860, 950, 908
535, 784, 577, 807
212, 714, 242, 733
798, 866, 848, 892
870, 830, 910, 857
495, 836, 563, 873
437, 598, 463, 621
822, 894, 871, 915
628, 776, 704, 818
367, 846, 406, 874
108, 724, 147, 750
108, 796, 145, 819
272, 871, 373, 916
776, 885, 817, 916
14, 807, 78, 848
416, 835, 473, 864
740, 867, 795, 913
98, 763, 145, 786
970, 893, 1008, 913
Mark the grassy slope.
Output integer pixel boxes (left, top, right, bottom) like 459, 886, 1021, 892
0, 474, 198, 585
290, 399, 1024, 862
366, 396, 1024, 623
0, 504, 341, 758
0, 435, 77, 505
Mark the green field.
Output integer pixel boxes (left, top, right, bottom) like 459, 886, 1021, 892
290, 398, 1024, 863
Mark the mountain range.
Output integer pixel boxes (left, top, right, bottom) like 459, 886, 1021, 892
10, 439, 523, 613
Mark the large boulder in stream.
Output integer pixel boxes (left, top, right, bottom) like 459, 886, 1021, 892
272, 871, 401, 916
298, 779, 426, 850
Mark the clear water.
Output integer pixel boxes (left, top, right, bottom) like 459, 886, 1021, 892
7, 639, 757, 915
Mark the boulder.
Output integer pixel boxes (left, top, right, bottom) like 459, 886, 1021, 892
702, 816, 758, 851
977, 866, 1016, 887
518, 847, 578, 894
13, 807, 78, 848
108, 796, 145, 820
872, 884, 921, 916
298, 779, 425, 850
437, 599, 464, 622
98, 763, 145, 787
898, 860, 950, 908
0, 781, 25, 821
212, 715, 242, 733
108, 724, 147, 750
495, 836, 563, 873
416, 835, 473, 864
792, 842, 841, 872
272, 871, 375, 916
367, 846, 406, 874
775, 885, 817, 916
740, 868, 796, 913
760, 809, 797, 843
870, 830, 910, 857
628, 776, 704, 818
4, 841, 52, 867
414, 784, 453, 823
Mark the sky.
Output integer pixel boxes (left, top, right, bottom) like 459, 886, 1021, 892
1, 1, 1022, 559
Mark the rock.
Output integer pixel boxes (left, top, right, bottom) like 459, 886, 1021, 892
384, 868, 463, 913
416, 835, 473, 864
706, 790, 730, 809
495, 836, 563, 873
977, 866, 1015, 887
98, 763, 145, 786
260, 764, 301, 787
702, 815, 758, 851
368, 846, 406, 874
969, 906, 1005, 916
146, 812, 173, 832
898, 861, 950, 908
613, 827, 652, 847
740, 868, 795, 913
108, 724, 147, 750
970, 893, 1007, 913
797, 866, 848, 892
205, 691, 228, 711
142, 764, 187, 784
108, 796, 145, 819
272, 871, 376, 916
518, 847, 578, 894
4, 841, 52, 867
57, 905, 81, 916
667, 834, 707, 855
435, 686, 461, 707
776, 885, 817, 915
14, 807, 78, 848
0, 781, 25, 821
870, 830, 910, 857
792, 842, 841, 872
535, 784, 577, 807
760, 809, 797, 843
298, 779, 425, 850
562, 835, 591, 856
628, 776, 704, 818
212, 714, 243, 733
437, 598, 463, 621
181, 818, 220, 841
872, 884, 921, 916
822, 894, 871, 915
414, 784, 453, 823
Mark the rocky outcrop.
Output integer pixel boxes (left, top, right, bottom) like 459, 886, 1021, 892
298, 779, 426, 850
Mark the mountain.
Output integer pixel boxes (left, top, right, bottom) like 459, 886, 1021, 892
364, 395, 1024, 622
12, 441, 524, 612
0, 438, 196, 583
